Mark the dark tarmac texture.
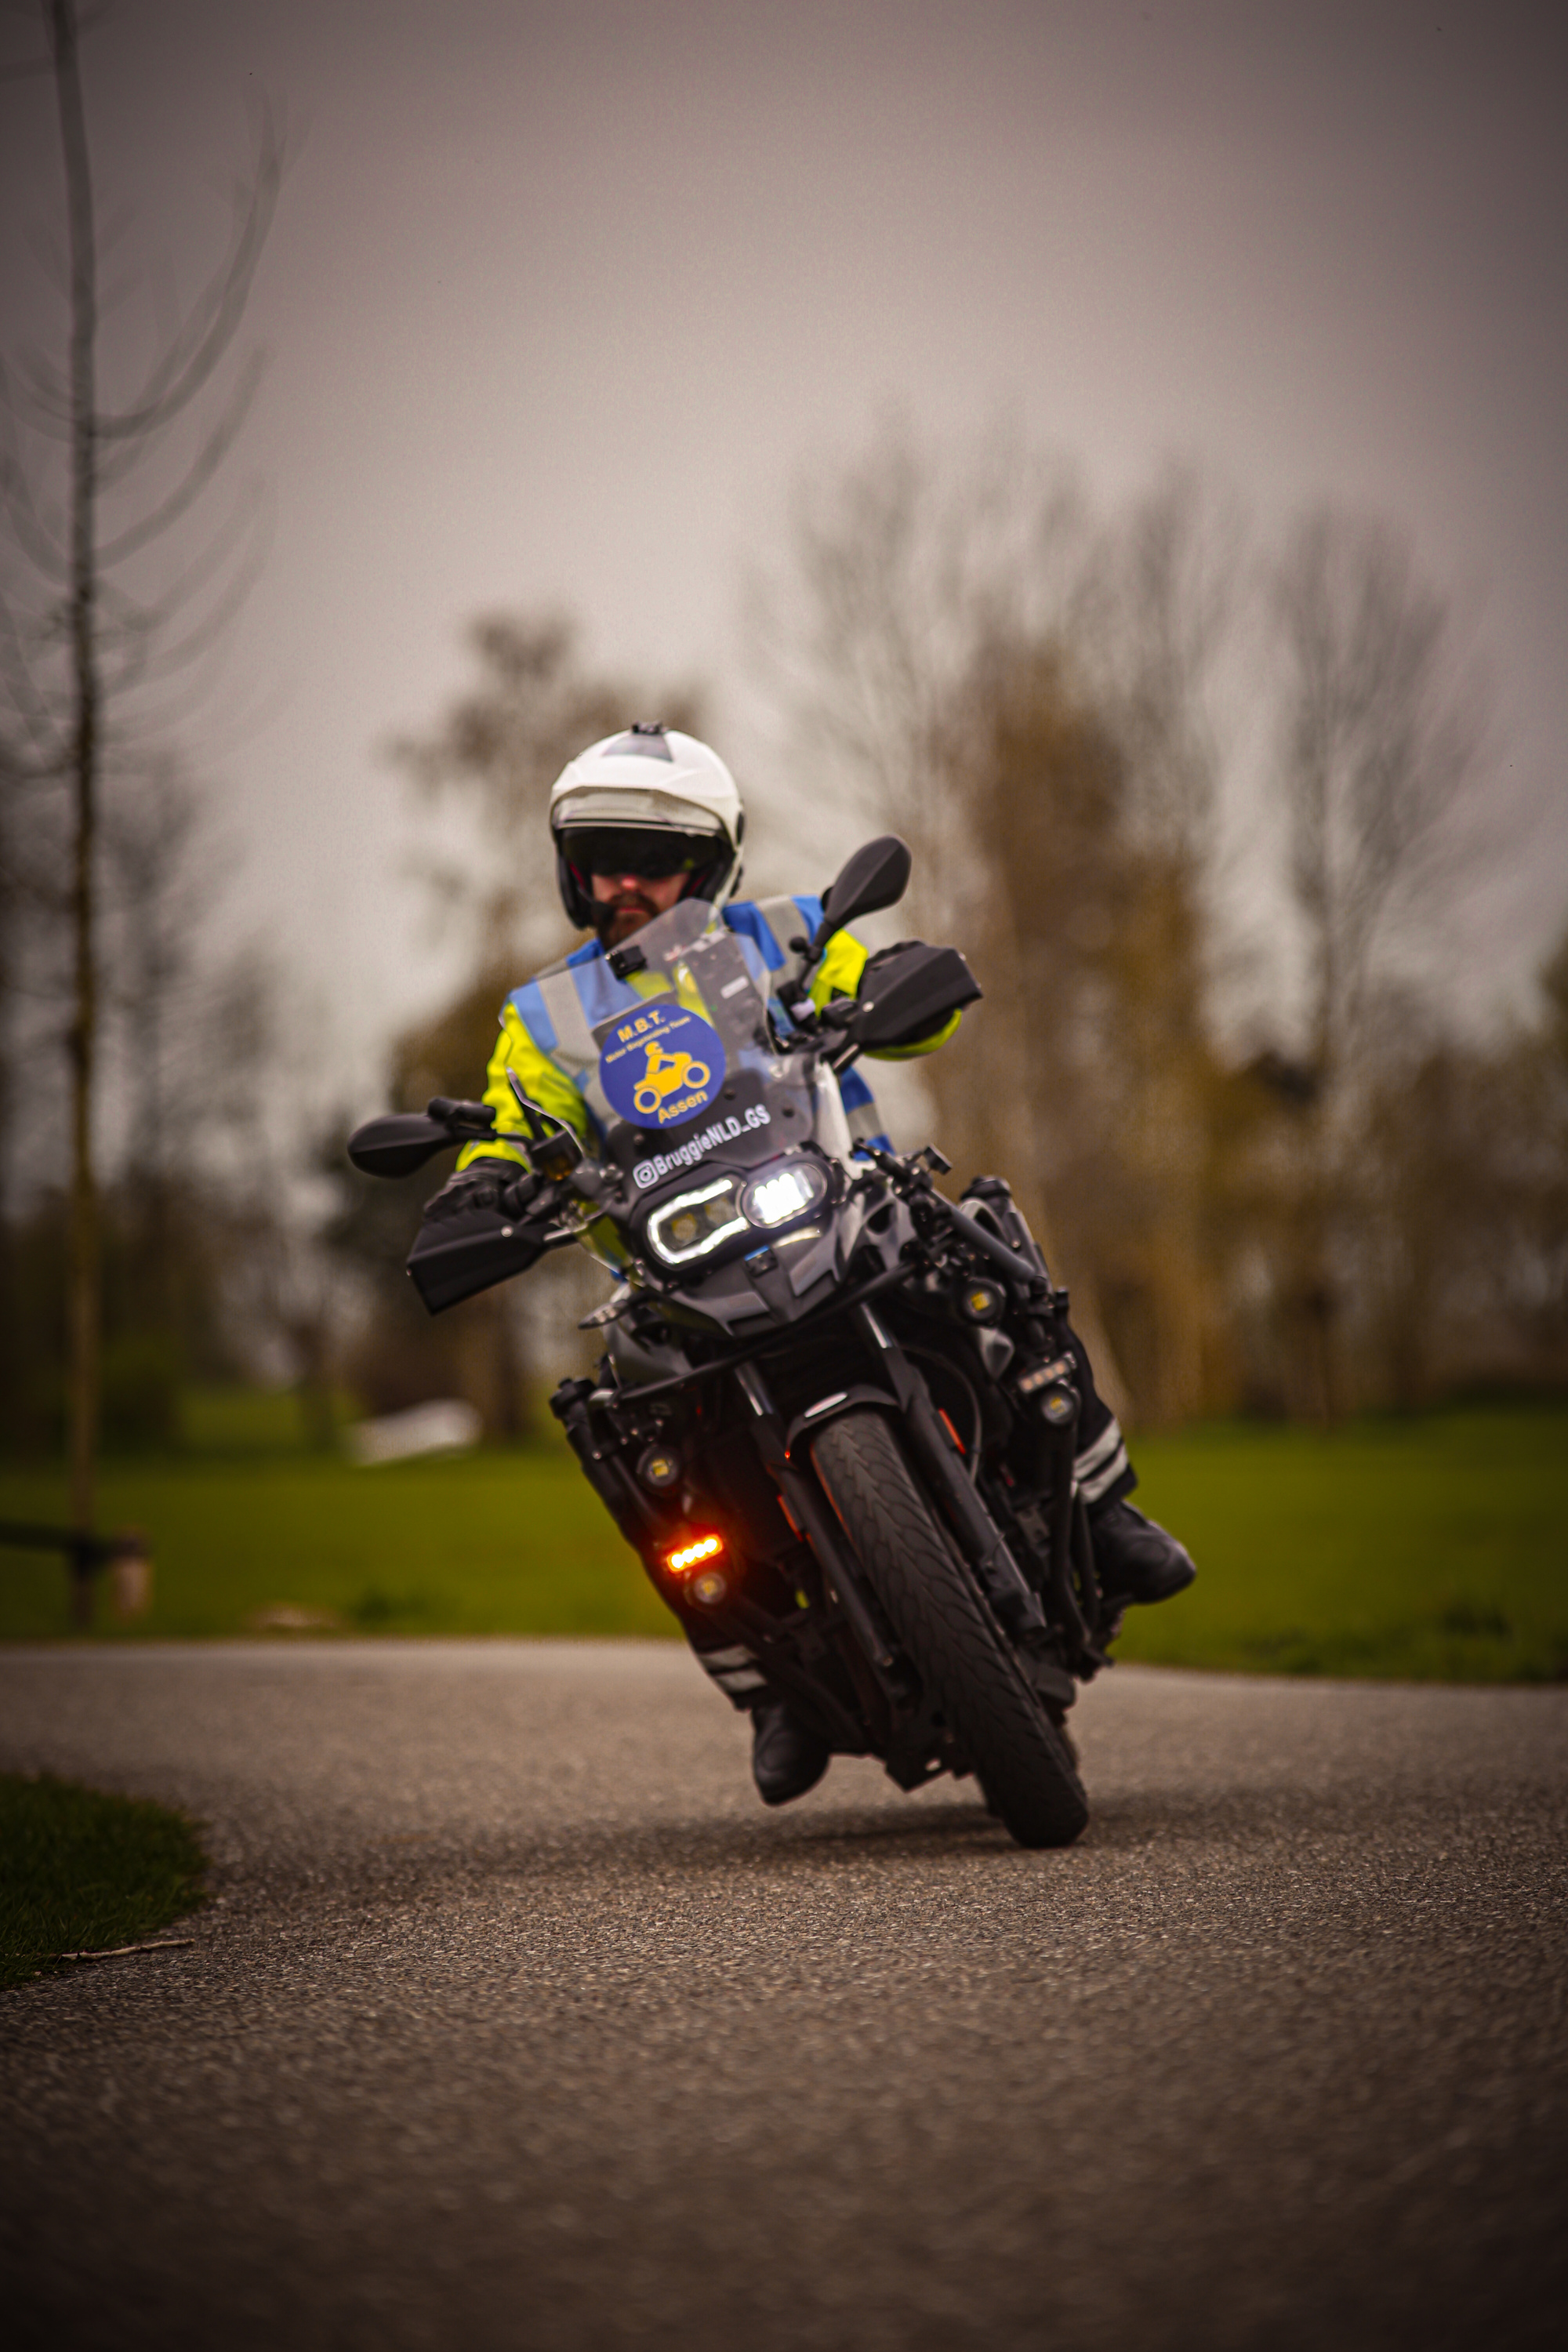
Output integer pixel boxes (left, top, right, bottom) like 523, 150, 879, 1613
2, 1642, 1565, 2351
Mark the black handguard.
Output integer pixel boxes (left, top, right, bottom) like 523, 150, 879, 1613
855, 940, 976, 1045
407, 1161, 556, 1315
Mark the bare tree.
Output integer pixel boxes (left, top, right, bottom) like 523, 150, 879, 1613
0, 731, 24, 1429
1076, 462, 1243, 869
379, 615, 706, 1435
1272, 506, 1485, 1089
99, 753, 228, 1335
0, 2, 280, 1539
746, 419, 1087, 930
1268, 506, 1489, 1416
390, 613, 704, 972
750, 428, 1251, 1422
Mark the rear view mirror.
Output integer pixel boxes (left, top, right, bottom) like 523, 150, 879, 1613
347, 1113, 459, 1180
814, 835, 913, 949
347, 1098, 495, 1180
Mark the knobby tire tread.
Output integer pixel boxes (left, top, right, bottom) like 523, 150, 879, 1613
811, 1410, 1087, 1849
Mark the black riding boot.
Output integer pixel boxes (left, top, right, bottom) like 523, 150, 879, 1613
751, 1699, 831, 1806
1090, 1499, 1196, 1606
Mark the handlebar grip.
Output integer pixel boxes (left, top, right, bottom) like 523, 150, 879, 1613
426, 1096, 496, 1134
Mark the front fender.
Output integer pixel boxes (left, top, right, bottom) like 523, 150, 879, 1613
783, 1383, 899, 1460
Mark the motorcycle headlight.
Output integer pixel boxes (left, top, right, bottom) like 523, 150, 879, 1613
742, 1158, 829, 1229
646, 1176, 748, 1266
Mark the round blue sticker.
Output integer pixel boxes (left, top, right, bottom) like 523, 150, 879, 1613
598, 1000, 728, 1131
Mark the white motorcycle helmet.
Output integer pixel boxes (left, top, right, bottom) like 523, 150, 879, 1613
550, 724, 745, 928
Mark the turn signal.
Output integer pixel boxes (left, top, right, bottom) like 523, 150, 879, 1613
666, 1533, 725, 1576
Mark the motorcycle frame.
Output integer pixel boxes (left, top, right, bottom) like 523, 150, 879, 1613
554, 1220, 1108, 1790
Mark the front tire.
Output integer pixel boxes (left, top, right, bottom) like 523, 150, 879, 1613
811, 1410, 1087, 1849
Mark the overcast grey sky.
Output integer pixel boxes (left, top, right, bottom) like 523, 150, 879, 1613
2, 0, 1564, 1097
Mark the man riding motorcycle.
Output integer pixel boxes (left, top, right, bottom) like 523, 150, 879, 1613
417, 723, 1195, 1805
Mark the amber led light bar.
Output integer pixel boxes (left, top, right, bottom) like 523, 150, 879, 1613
666, 1534, 725, 1575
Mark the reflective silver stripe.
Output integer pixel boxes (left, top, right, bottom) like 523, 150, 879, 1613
750, 895, 811, 992
844, 1093, 886, 1145
1075, 1418, 1123, 1480
1078, 1441, 1131, 1504
696, 1646, 768, 1700
535, 966, 600, 1063
532, 962, 617, 1136
695, 1642, 764, 1686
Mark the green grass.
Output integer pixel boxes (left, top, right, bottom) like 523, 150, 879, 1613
0, 1773, 208, 1990
178, 1383, 343, 1454
1, 1396, 1563, 1682
1116, 1406, 1568, 1683
0, 1439, 673, 1642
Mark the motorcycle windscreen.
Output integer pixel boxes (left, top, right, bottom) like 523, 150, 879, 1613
586, 902, 817, 1194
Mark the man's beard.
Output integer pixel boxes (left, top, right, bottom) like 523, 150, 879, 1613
595, 891, 662, 948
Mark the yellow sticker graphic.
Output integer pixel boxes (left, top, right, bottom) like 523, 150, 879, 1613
597, 1000, 728, 1130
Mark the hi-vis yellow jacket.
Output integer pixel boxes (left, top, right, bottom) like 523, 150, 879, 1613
457, 893, 957, 1174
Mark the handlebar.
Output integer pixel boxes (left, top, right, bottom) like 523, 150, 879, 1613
856, 1145, 1051, 1301
945, 1202, 1051, 1298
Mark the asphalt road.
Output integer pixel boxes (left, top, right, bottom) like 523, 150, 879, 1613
2, 1642, 1565, 2352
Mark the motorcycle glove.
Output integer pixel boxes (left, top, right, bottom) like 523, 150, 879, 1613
423, 1162, 543, 1225
408, 1162, 556, 1316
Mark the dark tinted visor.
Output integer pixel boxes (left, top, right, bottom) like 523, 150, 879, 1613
563, 827, 719, 880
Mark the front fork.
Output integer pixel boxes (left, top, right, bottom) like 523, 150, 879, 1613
1030, 1376, 1112, 1672
956, 1175, 1112, 1671
553, 1366, 895, 1755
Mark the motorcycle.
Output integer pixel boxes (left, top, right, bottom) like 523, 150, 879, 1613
348, 837, 1119, 1849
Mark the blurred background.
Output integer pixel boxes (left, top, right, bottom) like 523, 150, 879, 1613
1, 2, 1563, 1668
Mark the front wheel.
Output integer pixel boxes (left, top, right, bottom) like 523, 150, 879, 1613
811, 1410, 1087, 1849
